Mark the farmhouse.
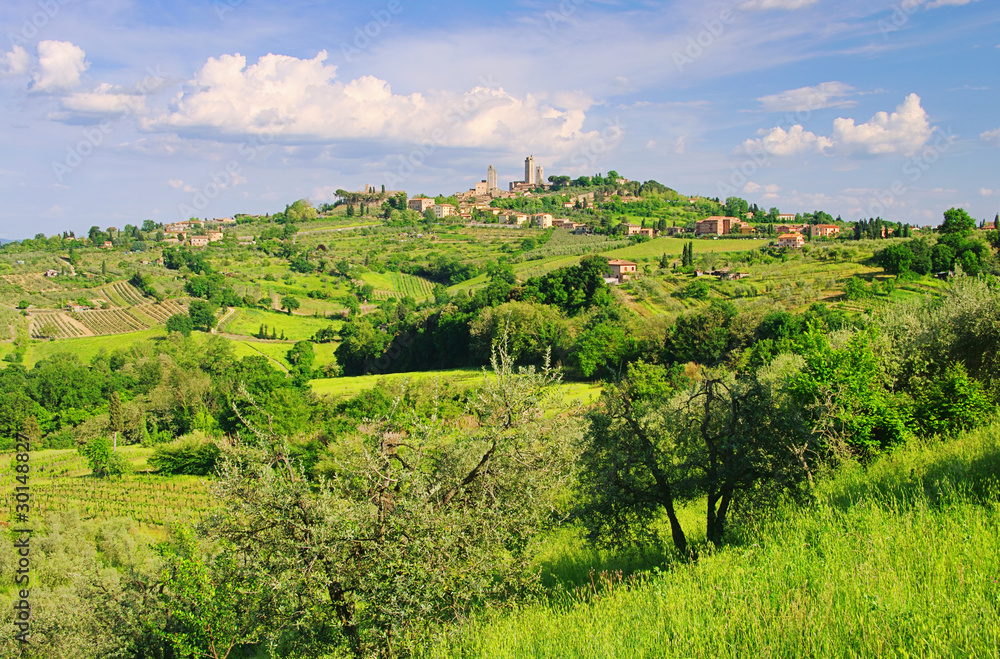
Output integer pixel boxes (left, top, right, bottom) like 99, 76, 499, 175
778, 233, 805, 248
534, 213, 554, 228
607, 259, 638, 283
207, 231, 224, 242
189, 236, 210, 248
433, 204, 457, 218
43, 270, 60, 278
408, 197, 436, 213
809, 224, 841, 238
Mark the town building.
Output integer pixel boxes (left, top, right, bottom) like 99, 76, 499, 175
408, 197, 436, 213
207, 231, 224, 242
695, 216, 749, 236
487, 165, 498, 191
524, 155, 536, 185
607, 259, 638, 283
190, 236, 210, 247
433, 204, 457, 218
778, 233, 805, 248
809, 224, 841, 238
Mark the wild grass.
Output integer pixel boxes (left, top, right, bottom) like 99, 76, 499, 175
411, 421, 1000, 658
221, 307, 341, 341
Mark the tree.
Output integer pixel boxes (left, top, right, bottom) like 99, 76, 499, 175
108, 391, 124, 451
188, 300, 218, 332
578, 361, 812, 553
207, 342, 575, 656
165, 313, 194, 336
843, 276, 871, 301
82, 436, 131, 478
939, 207, 976, 237
280, 295, 300, 315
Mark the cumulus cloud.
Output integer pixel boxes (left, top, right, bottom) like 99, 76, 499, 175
744, 182, 781, 196
830, 93, 931, 155
742, 125, 833, 156
740, 0, 817, 9
31, 40, 88, 92
0, 46, 29, 77
757, 82, 857, 112
981, 128, 1000, 147
742, 94, 933, 158
143, 50, 599, 154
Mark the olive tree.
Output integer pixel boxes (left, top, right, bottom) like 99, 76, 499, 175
577, 361, 814, 555
204, 342, 577, 657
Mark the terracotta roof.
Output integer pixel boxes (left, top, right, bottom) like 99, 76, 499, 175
608, 259, 638, 266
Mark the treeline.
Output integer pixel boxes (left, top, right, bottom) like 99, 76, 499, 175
875, 208, 997, 276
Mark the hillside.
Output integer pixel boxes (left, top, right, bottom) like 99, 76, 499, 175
413, 421, 1000, 658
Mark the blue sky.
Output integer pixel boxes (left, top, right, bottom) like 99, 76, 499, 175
0, 0, 997, 239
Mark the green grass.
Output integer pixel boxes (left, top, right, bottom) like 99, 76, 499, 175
23, 328, 166, 367
602, 237, 770, 261
220, 307, 341, 341
310, 368, 483, 398
413, 422, 1000, 658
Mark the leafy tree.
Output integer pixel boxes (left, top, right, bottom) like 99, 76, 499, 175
876, 243, 914, 275
939, 207, 976, 237
665, 300, 738, 366
207, 343, 575, 656
82, 435, 132, 478
156, 526, 268, 657
188, 300, 218, 332
149, 437, 221, 476
280, 295, 300, 315
578, 361, 811, 553
165, 313, 194, 337
788, 328, 909, 459
843, 276, 871, 301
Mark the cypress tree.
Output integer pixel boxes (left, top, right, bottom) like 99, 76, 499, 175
108, 392, 123, 451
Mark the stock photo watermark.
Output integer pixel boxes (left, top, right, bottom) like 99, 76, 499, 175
7, 0, 72, 47
340, 0, 404, 63
51, 66, 168, 183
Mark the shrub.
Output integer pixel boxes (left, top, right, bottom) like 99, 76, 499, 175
148, 435, 220, 476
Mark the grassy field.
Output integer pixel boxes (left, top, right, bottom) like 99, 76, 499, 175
602, 237, 770, 261
220, 307, 341, 341
413, 421, 1000, 658
23, 328, 167, 367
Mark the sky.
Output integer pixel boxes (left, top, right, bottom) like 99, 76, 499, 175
0, 0, 998, 239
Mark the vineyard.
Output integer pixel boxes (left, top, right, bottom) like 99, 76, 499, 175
73, 308, 149, 335
100, 281, 150, 307
29, 312, 89, 339
0, 448, 213, 529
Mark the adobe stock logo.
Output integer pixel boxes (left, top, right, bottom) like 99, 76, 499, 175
340, 1, 404, 63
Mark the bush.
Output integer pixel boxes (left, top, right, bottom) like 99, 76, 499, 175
148, 435, 220, 476
81, 436, 132, 478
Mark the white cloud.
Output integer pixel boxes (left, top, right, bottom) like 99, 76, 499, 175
981, 128, 1000, 147
758, 82, 857, 112
31, 41, 88, 92
740, 0, 818, 9
144, 51, 600, 155
981, 188, 997, 197
831, 93, 932, 155
742, 125, 834, 156
61, 83, 147, 115
168, 179, 185, 189
743, 94, 933, 158
744, 182, 781, 195
927, 0, 980, 7
0, 46, 29, 77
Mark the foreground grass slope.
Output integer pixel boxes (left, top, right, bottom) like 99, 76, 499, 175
415, 422, 1000, 658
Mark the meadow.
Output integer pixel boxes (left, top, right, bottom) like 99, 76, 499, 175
411, 421, 1000, 658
